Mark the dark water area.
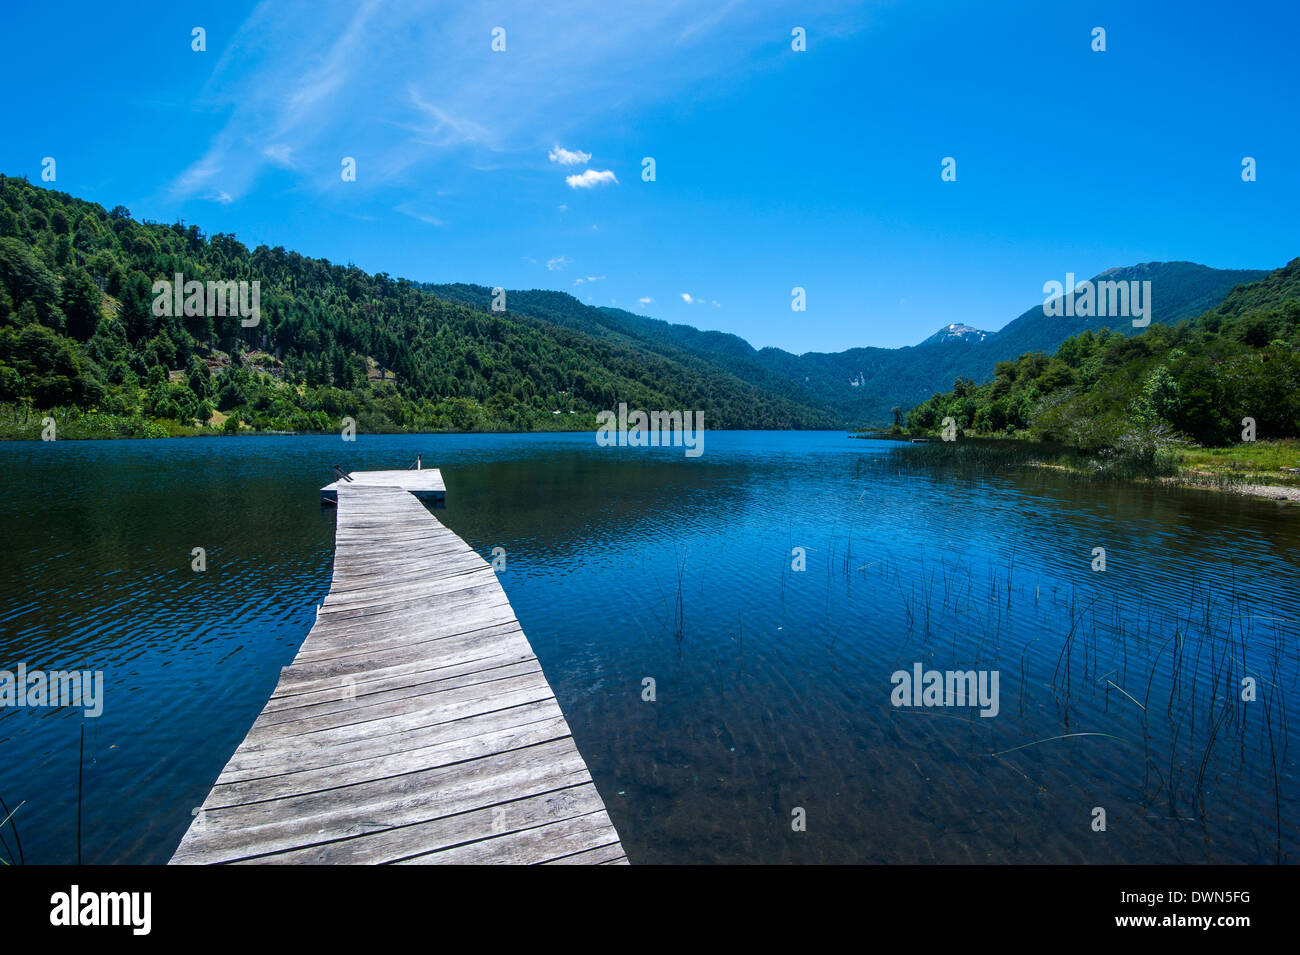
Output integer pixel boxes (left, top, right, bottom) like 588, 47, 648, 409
0, 431, 1296, 864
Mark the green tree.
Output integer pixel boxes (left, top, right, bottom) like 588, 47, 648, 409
62, 268, 103, 341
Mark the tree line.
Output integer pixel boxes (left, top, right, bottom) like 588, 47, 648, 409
0, 176, 834, 437
906, 259, 1300, 451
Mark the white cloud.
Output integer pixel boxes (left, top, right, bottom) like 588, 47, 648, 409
565, 168, 618, 189
638, 296, 653, 304
679, 293, 717, 306
549, 145, 592, 165
573, 275, 606, 286
546, 256, 570, 271
557, 204, 567, 211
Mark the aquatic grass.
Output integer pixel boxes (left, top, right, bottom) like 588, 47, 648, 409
671, 547, 686, 644
990, 731, 1132, 759
77, 723, 85, 865
859, 543, 1294, 860
0, 795, 25, 865
1104, 678, 1146, 713
1263, 674, 1285, 864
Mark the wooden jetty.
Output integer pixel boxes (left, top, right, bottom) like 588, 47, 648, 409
171, 469, 626, 865
319, 466, 445, 503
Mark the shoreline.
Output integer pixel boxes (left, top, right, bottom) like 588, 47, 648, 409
11, 421, 1299, 503
1031, 461, 1300, 503
866, 432, 1300, 504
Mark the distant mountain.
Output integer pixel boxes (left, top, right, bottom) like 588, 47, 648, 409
920, 323, 992, 346
907, 257, 1300, 448
555, 261, 1268, 427
973, 262, 1268, 368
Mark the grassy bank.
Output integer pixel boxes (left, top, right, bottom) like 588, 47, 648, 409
856, 432, 1300, 499
1172, 439, 1300, 489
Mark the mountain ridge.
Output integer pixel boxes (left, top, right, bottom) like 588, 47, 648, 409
0, 176, 1277, 434
573, 260, 1268, 425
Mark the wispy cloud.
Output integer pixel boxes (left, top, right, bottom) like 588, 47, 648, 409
638, 296, 653, 304
166, 0, 866, 210
549, 145, 591, 165
404, 86, 495, 149
677, 0, 746, 42
171, 0, 386, 202
573, 275, 606, 285
396, 202, 444, 226
546, 256, 570, 271
261, 144, 295, 167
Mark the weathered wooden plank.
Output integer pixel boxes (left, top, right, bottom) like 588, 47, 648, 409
241, 672, 559, 746
234, 783, 609, 865
240, 670, 556, 741
293, 605, 522, 659
171, 476, 624, 865
254, 659, 544, 727
269, 628, 530, 687
212, 714, 575, 806
262, 651, 537, 710
320, 467, 446, 500
396, 809, 621, 865
222, 700, 567, 780
289, 618, 525, 662
543, 843, 629, 865
173, 740, 597, 863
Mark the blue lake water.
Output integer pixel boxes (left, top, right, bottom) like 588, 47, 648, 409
0, 431, 1296, 863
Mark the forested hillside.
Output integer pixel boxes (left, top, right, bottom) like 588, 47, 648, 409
0, 175, 1282, 441
0, 176, 834, 437
507, 262, 1264, 427
907, 258, 1300, 450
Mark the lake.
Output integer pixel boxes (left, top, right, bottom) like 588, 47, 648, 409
0, 431, 1296, 864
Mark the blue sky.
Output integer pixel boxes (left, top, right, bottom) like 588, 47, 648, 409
2, 0, 1297, 352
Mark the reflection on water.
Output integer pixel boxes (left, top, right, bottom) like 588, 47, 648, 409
0, 432, 1295, 863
